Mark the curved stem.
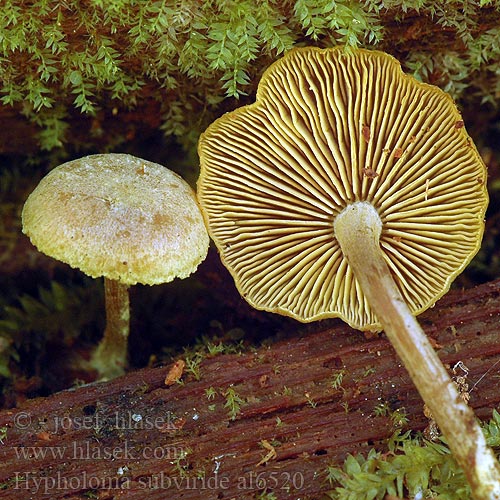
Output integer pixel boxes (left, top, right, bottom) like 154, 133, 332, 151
334, 202, 500, 500
91, 278, 130, 379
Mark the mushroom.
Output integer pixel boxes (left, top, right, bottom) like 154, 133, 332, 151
197, 47, 500, 498
22, 153, 209, 379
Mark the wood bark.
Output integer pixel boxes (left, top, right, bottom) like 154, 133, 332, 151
0, 279, 500, 499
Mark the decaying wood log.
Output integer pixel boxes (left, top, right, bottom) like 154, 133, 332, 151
0, 279, 500, 499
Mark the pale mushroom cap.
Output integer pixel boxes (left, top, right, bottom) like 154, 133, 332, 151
197, 46, 488, 330
22, 154, 209, 286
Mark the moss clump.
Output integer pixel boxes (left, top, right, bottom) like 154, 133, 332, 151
1, 1, 500, 152
325, 409, 500, 499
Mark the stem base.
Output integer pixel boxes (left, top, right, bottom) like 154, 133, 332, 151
91, 279, 130, 380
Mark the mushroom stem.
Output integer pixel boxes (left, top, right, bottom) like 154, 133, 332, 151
334, 201, 500, 500
91, 278, 130, 379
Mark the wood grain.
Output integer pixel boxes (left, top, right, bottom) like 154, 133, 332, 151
0, 279, 499, 499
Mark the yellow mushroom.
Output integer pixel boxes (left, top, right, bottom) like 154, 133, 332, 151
22, 153, 209, 379
197, 47, 499, 499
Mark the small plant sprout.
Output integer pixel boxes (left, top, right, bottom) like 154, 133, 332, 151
198, 47, 500, 498
390, 408, 409, 429
305, 392, 318, 408
373, 401, 391, 417
330, 369, 346, 391
22, 154, 209, 379
184, 352, 204, 381
0, 426, 7, 444
223, 386, 245, 421
205, 386, 217, 400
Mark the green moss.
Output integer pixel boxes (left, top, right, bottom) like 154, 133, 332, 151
330, 368, 346, 391
205, 386, 217, 400
1, 1, 499, 152
183, 351, 204, 381
223, 386, 246, 420
324, 410, 500, 499
0, 278, 102, 380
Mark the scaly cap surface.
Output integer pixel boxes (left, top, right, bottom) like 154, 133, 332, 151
23, 153, 209, 286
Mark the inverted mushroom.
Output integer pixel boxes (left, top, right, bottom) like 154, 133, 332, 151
22, 153, 209, 379
197, 47, 500, 499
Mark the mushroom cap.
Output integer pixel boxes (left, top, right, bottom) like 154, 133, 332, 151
22, 153, 209, 286
197, 46, 488, 330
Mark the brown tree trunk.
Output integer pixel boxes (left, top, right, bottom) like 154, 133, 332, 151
0, 279, 500, 499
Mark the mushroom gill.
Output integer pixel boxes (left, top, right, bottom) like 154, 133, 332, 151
198, 47, 499, 500
198, 47, 487, 331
